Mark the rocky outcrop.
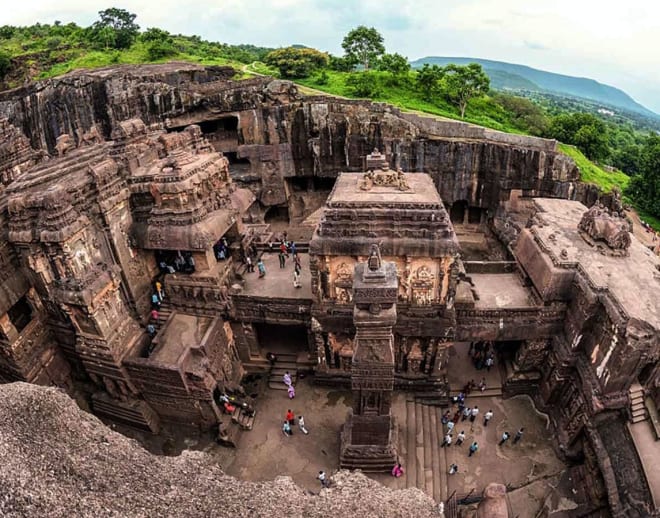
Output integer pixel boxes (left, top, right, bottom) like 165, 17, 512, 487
0, 382, 441, 518
0, 63, 584, 216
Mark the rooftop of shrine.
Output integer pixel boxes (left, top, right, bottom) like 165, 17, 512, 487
310, 150, 460, 258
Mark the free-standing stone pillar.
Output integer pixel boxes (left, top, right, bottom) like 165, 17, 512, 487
339, 244, 398, 471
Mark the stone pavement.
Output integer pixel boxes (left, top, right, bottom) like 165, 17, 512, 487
240, 252, 313, 299
628, 420, 660, 508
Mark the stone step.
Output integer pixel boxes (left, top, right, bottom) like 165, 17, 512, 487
436, 407, 448, 502
414, 403, 424, 494
632, 401, 646, 412
632, 413, 648, 424
633, 407, 648, 418
429, 404, 442, 502
406, 399, 417, 489
422, 403, 433, 496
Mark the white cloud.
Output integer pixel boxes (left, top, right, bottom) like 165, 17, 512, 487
4, 0, 660, 112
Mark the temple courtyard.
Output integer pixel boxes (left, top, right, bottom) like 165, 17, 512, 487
202, 348, 570, 515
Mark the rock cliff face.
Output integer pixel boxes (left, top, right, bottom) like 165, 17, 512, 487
0, 382, 441, 518
0, 62, 586, 219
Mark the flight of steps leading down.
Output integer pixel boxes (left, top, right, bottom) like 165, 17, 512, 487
402, 398, 448, 503
268, 352, 298, 390
630, 383, 648, 423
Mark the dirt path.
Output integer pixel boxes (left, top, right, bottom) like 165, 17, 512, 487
625, 208, 658, 248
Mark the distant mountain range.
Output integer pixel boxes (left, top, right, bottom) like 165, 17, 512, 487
410, 56, 659, 119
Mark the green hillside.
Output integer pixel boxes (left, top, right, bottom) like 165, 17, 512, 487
410, 56, 659, 120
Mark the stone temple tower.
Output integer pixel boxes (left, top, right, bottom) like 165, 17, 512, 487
340, 244, 398, 471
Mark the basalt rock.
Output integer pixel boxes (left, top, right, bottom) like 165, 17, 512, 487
0, 63, 586, 217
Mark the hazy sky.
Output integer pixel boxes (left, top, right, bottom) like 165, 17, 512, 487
5, 0, 660, 112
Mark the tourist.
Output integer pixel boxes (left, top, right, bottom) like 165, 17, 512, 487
441, 410, 450, 424
318, 470, 329, 488
151, 292, 160, 308
282, 420, 292, 436
452, 410, 461, 424
286, 409, 295, 426
257, 259, 266, 278
146, 323, 156, 338
485, 354, 494, 372
468, 442, 479, 457
513, 427, 524, 444
293, 268, 301, 288
246, 256, 254, 273
155, 281, 163, 301
462, 407, 471, 421
294, 254, 301, 270
478, 378, 487, 392
280, 242, 288, 256
447, 420, 455, 433
441, 432, 452, 447
448, 463, 458, 475
391, 463, 404, 478
287, 384, 296, 399
455, 430, 466, 446
499, 431, 510, 446
283, 371, 292, 386
483, 410, 494, 426
470, 406, 479, 423
266, 351, 277, 366
150, 308, 159, 321
279, 250, 286, 268
299, 415, 309, 434
290, 242, 297, 256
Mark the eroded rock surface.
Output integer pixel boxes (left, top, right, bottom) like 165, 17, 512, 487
0, 382, 441, 518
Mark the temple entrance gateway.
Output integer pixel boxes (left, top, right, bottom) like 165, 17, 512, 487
253, 323, 309, 355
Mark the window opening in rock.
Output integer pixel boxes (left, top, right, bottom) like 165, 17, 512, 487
7, 295, 33, 333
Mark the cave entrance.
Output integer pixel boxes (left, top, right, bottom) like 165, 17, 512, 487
264, 205, 290, 225
7, 295, 33, 333
254, 323, 309, 355
450, 201, 467, 224
468, 206, 483, 224
225, 152, 252, 180
198, 116, 240, 152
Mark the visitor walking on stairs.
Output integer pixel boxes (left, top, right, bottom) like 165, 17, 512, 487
283, 371, 292, 387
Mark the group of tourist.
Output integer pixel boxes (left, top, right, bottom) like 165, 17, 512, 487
157, 251, 196, 275
439, 390, 525, 475
272, 235, 302, 288
281, 408, 309, 436
468, 341, 495, 371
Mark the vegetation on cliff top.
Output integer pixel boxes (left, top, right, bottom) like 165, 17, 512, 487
1, 9, 659, 228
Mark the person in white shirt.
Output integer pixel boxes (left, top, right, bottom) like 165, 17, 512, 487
483, 410, 494, 426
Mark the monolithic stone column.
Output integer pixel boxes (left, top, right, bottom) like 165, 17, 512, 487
339, 244, 398, 471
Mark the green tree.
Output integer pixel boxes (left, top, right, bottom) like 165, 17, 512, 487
264, 47, 328, 78
341, 26, 385, 70
345, 71, 382, 97
415, 63, 443, 101
546, 113, 610, 162
0, 50, 11, 80
377, 53, 410, 76
626, 133, 660, 217
87, 7, 139, 50
438, 63, 490, 118
140, 27, 176, 60
494, 93, 549, 135
328, 55, 354, 72
613, 143, 642, 176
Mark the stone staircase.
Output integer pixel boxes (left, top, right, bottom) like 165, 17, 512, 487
402, 398, 448, 503
630, 383, 648, 424
268, 352, 298, 390
154, 301, 173, 330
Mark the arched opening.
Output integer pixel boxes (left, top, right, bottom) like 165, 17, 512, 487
450, 201, 467, 224
7, 295, 33, 333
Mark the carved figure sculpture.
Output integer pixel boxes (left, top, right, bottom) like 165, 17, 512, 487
55, 134, 74, 157
578, 204, 631, 251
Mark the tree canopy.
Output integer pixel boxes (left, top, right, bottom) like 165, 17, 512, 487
264, 47, 328, 78
87, 8, 139, 50
626, 133, 660, 217
439, 63, 490, 118
377, 53, 410, 76
341, 26, 385, 70
546, 113, 610, 162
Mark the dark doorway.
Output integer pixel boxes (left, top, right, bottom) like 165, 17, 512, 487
254, 323, 308, 354
7, 295, 33, 333
468, 206, 483, 224
264, 205, 290, 225
450, 201, 467, 224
